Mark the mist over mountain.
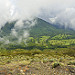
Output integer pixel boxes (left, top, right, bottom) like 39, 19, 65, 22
0, 18, 75, 39
1, 0, 75, 30
0, 0, 75, 43
30, 18, 75, 37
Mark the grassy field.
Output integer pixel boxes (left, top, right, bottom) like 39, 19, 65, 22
0, 47, 75, 75
0, 35, 75, 75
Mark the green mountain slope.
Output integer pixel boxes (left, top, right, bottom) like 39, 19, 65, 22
0, 18, 75, 38
30, 18, 75, 37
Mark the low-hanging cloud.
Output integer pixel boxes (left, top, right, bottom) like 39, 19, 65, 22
38, 0, 75, 30
1, 0, 75, 29
0, 0, 75, 42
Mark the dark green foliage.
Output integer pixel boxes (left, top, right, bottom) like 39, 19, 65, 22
52, 62, 60, 68
0, 18, 75, 58
30, 18, 75, 37
68, 61, 75, 65
0, 18, 75, 38
51, 34, 72, 40
0, 21, 16, 36
1, 35, 75, 51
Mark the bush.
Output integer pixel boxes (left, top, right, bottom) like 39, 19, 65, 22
68, 61, 75, 65
52, 62, 60, 68
49, 58, 57, 62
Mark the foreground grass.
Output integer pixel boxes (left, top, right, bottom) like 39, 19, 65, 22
0, 47, 75, 75
0, 54, 75, 75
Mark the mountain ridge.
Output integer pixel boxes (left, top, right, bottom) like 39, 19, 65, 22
30, 18, 75, 37
0, 18, 75, 38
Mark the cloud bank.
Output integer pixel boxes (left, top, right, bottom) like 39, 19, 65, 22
0, 0, 75, 42
38, 0, 75, 30
0, 0, 75, 29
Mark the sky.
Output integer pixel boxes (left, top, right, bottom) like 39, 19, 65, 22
0, 0, 75, 43
0, 0, 75, 30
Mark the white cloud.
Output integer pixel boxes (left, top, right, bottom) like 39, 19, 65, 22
11, 29, 17, 37
0, 0, 75, 30
48, 7, 75, 29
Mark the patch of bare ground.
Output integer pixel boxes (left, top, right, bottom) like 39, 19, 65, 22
0, 61, 75, 75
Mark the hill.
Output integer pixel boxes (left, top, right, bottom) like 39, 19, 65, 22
0, 18, 75, 38
30, 18, 75, 37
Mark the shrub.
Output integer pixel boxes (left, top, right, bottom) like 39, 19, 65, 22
49, 58, 57, 62
68, 61, 75, 65
43, 58, 49, 63
52, 62, 60, 68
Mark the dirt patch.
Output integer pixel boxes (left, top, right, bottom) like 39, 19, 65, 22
0, 62, 75, 75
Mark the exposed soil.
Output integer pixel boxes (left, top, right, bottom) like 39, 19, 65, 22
0, 62, 75, 75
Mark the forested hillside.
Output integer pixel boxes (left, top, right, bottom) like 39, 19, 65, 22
30, 18, 75, 37
0, 18, 75, 38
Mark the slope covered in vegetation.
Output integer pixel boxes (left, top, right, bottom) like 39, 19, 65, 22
0, 18, 75, 38
0, 18, 75, 75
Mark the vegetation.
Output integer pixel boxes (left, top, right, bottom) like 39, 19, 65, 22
52, 62, 60, 68
0, 18, 75, 38
0, 46, 75, 74
0, 18, 75, 74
